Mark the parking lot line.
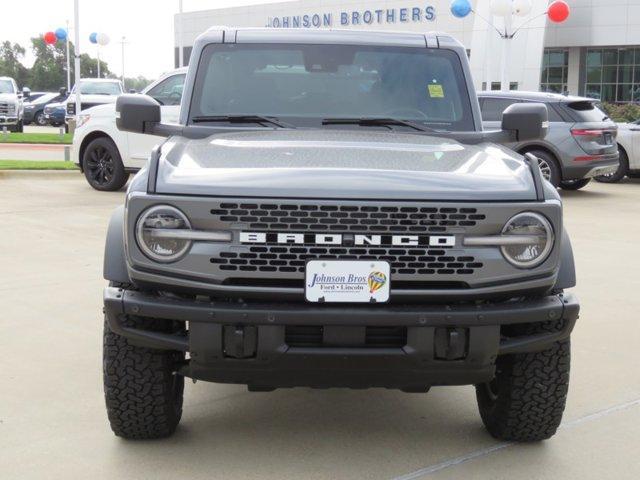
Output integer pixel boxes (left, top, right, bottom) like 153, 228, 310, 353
391, 397, 640, 480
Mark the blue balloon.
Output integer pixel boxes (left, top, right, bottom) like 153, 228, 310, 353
450, 0, 472, 18
55, 28, 67, 40
89, 32, 98, 44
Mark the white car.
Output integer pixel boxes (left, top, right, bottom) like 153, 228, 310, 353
0, 76, 25, 132
71, 68, 186, 191
65, 78, 125, 125
596, 120, 640, 183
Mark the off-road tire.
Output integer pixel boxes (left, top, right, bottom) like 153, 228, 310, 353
595, 148, 628, 183
560, 178, 591, 190
83, 136, 129, 191
476, 320, 570, 441
103, 315, 185, 439
528, 149, 561, 188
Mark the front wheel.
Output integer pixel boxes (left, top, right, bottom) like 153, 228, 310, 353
560, 178, 591, 190
476, 320, 570, 441
83, 137, 129, 191
34, 111, 47, 126
103, 315, 185, 439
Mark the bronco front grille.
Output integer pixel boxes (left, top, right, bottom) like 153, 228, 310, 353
211, 245, 483, 276
210, 203, 486, 233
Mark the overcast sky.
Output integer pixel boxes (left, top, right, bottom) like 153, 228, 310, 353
3, 0, 288, 80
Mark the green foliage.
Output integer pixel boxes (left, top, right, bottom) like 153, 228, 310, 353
600, 102, 640, 123
124, 75, 152, 93
0, 132, 72, 144
0, 41, 29, 87
0, 160, 77, 170
0, 37, 123, 91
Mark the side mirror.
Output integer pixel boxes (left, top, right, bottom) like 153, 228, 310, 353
501, 103, 548, 142
59, 87, 67, 96
22, 87, 31, 99
116, 94, 161, 134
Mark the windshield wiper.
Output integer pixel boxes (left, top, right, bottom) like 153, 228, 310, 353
322, 117, 437, 133
191, 115, 296, 128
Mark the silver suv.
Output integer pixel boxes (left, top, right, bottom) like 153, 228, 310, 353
478, 91, 619, 190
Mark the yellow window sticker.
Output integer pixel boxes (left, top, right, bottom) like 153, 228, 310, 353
428, 84, 444, 98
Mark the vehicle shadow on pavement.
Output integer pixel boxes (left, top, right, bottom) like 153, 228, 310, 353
106, 385, 536, 478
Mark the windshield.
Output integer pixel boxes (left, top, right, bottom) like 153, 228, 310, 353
190, 43, 474, 131
74, 81, 122, 95
0, 79, 15, 94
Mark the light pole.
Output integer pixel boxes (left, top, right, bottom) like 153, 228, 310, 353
177, 0, 184, 67
119, 36, 127, 90
73, 0, 81, 118
65, 21, 71, 91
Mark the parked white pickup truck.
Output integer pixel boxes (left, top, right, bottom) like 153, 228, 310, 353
0, 76, 25, 132
71, 68, 186, 191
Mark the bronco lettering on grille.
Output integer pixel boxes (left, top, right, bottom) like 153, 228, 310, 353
239, 232, 455, 247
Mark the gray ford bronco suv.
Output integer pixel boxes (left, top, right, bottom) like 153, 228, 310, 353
103, 28, 579, 442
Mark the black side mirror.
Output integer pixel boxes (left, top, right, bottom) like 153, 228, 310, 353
116, 94, 161, 134
22, 87, 30, 99
501, 103, 548, 141
59, 87, 67, 96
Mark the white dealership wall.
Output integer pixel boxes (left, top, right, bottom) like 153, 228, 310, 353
174, 0, 640, 95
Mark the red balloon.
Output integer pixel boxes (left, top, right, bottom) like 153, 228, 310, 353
548, 1, 570, 23
44, 31, 57, 45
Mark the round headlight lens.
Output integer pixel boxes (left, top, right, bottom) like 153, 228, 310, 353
501, 212, 554, 268
135, 205, 191, 262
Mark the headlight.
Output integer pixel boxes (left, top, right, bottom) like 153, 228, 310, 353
76, 113, 91, 129
500, 212, 554, 268
136, 205, 192, 262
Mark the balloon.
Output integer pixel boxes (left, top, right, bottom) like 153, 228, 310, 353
548, 0, 570, 22
44, 31, 57, 45
512, 0, 532, 16
490, 0, 511, 16
55, 28, 67, 40
450, 0, 472, 18
367, 271, 387, 294
89, 32, 98, 44
96, 32, 110, 46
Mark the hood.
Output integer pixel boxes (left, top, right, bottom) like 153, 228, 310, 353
67, 94, 118, 104
80, 103, 116, 116
0, 93, 18, 103
156, 129, 537, 201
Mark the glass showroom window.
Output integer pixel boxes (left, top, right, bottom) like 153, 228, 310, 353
585, 48, 640, 103
540, 49, 568, 93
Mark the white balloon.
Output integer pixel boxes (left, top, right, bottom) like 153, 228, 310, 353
96, 32, 110, 46
512, 0, 532, 16
490, 0, 512, 16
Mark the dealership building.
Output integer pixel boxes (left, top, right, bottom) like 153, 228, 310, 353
175, 0, 640, 102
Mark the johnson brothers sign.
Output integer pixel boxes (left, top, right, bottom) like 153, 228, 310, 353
266, 5, 436, 28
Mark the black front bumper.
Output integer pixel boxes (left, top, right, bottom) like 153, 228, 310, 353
104, 286, 579, 391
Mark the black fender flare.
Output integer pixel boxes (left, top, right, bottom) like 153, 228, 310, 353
554, 228, 576, 290
103, 205, 130, 284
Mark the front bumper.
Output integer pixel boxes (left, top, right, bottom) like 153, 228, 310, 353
104, 286, 579, 391
0, 116, 18, 126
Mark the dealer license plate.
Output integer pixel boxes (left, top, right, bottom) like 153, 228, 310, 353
305, 260, 390, 303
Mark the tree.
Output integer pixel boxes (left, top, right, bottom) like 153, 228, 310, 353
29, 37, 68, 91
0, 41, 29, 87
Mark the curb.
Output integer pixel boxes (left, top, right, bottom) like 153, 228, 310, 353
0, 170, 79, 180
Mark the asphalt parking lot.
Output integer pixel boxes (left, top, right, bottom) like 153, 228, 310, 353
1, 172, 639, 479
